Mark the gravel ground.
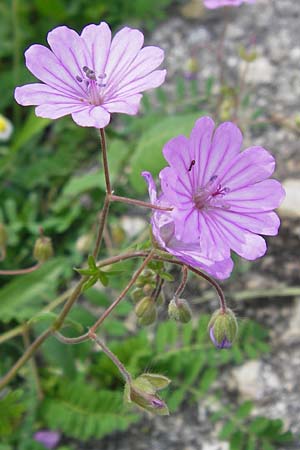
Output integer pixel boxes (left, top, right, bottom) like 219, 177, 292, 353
78, 1, 300, 448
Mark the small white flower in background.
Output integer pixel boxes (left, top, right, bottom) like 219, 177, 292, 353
0, 114, 13, 141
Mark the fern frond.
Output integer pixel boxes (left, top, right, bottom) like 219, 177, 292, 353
0, 390, 26, 437
40, 380, 139, 440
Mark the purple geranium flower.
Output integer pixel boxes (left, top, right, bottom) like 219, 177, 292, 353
144, 116, 284, 277
15, 22, 166, 128
204, 0, 255, 8
142, 171, 233, 280
34, 430, 60, 449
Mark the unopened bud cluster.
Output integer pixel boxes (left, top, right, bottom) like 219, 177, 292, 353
131, 268, 164, 326
208, 308, 238, 349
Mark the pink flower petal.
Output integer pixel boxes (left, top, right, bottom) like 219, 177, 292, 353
72, 106, 110, 128
203, 121, 243, 185
105, 27, 144, 94
24, 44, 83, 96
104, 94, 142, 115
110, 70, 167, 98
80, 22, 112, 75
47, 26, 90, 86
210, 210, 267, 260
15, 83, 82, 105
226, 179, 285, 212
35, 103, 85, 119
220, 146, 275, 190
188, 116, 215, 189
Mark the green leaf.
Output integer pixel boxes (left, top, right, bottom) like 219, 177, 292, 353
0, 390, 26, 437
198, 367, 218, 395
219, 420, 236, 439
249, 417, 269, 434
98, 271, 109, 287
0, 258, 66, 323
11, 113, 51, 153
159, 272, 174, 282
235, 400, 253, 419
230, 430, 244, 450
82, 275, 98, 292
129, 112, 205, 193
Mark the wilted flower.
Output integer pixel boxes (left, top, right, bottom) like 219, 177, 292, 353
142, 171, 234, 280
155, 116, 284, 269
34, 430, 60, 449
15, 22, 166, 128
0, 114, 13, 141
204, 0, 255, 8
124, 373, 170, 415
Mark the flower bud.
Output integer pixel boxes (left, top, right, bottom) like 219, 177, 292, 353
238, 45, 257, 63
143, 283, 155, 295
168, 298, 192, 323
130, 287, 144, 303
208, 308, 238, 349
0, 223, 8, 249
135, 297, 157, 326
124, 373, 170, 415
33, 236, 53, 263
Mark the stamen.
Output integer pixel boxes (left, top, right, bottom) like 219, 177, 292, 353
188, 160, 195, 172
193, 174, 230, 210
83, 66, 96, 81
76, 76, 83, 83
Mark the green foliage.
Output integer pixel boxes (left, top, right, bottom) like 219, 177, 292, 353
0, 390, 26, 437
40, 379, 139, 440
0, 258, 67, 323
212, 401, 294, 450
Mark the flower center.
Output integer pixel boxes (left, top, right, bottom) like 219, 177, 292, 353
75, 66, 107, 106
193, 175, 230, 210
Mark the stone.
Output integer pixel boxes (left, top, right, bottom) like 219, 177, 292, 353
278, 179, 300, 218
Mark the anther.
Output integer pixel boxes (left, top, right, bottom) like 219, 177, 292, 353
82, 66, 96, 81
76, 76, 83, 83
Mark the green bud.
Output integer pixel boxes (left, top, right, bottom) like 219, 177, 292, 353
0, 223, 8, 249
137, 306, 157, 326
130, 287, 144, 303
208, 308, 238, 349
33, 236, 53, 263
135, 297, 157, 326
168, 298, 192, 323
124, 373, 170, 415
135, 296, 154, 317
143, 283, 155, 295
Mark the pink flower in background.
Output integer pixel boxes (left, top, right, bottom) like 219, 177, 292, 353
142, 171, 233, 279
204, 0, 255, 8
155, 116, 284, 269
15, 22, 166, 128
34, 430, 60, 449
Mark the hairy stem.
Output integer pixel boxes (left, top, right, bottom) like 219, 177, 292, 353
174, 265, 188, 299
110, 194, 173, 212
0, 263, 41, 276
90, 332, 132, 383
